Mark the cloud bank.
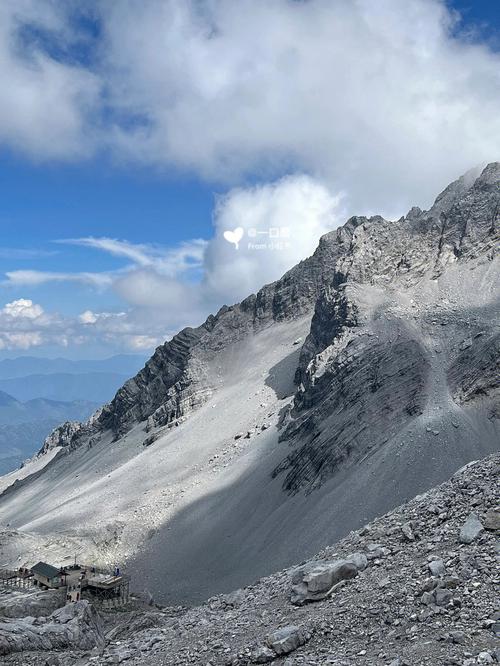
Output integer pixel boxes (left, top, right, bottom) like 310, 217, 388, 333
1, 0, 500, 214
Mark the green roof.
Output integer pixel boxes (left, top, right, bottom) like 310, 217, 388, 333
31, 561, 60, 579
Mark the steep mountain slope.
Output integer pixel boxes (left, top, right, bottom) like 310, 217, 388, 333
0, 164, 498, 606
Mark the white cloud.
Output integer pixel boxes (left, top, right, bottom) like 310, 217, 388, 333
74, 309, 167, 352
0, 1, 100, 160
204, 174, 343, 303
59, 238, 156, 267
0, 299, 57, 349
2, 298, 44, 319
113, 270, 194, 310
126, 335, 162, 351
59, 237, 207, 278
3, 270, 114, 288
0, 298, 158, 352
78, 310, 98, 325
0, 248, 57, 259
78, 310, 126, 327
0, 332, 43, 350
97, 0, 500, 215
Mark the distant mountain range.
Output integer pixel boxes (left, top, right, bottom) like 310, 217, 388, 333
0, 354, 146, 379
0, 372, 134, 403
0, 355, 147, 403
0, 355, 146, 473
0, 390, 98, 475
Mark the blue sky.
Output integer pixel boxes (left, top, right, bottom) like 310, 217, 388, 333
0, 0, 499, 359
0, 154, 214, 311
450, 1, 500, 45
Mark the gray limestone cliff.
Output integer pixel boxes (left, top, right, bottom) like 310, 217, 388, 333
273, 163, 499, 492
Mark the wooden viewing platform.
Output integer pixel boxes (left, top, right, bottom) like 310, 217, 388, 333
0, 562, 130, 607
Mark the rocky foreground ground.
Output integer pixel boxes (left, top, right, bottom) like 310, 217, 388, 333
1, 452, 498, 666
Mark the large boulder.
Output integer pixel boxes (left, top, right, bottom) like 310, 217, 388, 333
459, 513, 484, 544
266, 625, 308, 655
290, 553, 367, 605
484, 508, 500, 531
0, 589, 63, 618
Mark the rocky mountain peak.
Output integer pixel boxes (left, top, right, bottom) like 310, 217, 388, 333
37, 164, 499, 455
274, 162, 499, 493
474, 160, 500, 186
428, 164, 484, 219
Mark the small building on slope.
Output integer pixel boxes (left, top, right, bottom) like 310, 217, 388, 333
31, 562, 65, 589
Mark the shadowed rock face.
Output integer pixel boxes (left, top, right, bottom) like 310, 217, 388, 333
275, 334, 430, 494
447, 332, 500, 414
268, 163, 500, 493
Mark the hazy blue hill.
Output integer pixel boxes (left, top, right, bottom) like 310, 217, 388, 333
0, 355, 146, 473
0, 390, 18, 407
0, 392, 98, 425
0, 371, 135, 403
0, 354, 146, 379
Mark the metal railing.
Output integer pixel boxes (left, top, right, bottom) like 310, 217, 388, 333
0, 569, 34, 589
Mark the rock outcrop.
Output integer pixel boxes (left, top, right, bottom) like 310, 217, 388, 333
0, 600, 104, 657
37, 421, 83, 455
290, 553, 367, 604
0, 588, 62, 619
37, 406, 105, 457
